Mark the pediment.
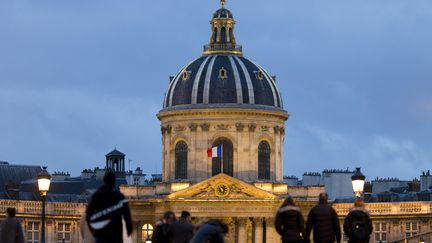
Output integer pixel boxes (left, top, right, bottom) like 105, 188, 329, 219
168, 173, 277, 200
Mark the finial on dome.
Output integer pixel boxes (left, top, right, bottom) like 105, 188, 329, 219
221, 0, 226, 8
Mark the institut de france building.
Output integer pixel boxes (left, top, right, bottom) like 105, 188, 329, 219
1, 1, 431, 243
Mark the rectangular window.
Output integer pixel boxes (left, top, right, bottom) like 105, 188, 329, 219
405, 221, 418, 238
57, 223, 71, 243
375, 222, 387, 243
27, 221, 40, 243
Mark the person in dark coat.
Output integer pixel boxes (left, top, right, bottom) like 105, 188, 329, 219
343, 199, 373, 243
86, 171, 133, 243
0, 207, 25, 243
189, 219, 228, 243
169, 211, 194, 243
275, 196, 309, 243
306, 192, 341, 243
152, 211, 176, 243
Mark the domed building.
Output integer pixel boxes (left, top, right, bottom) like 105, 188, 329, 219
158, 0, 288, 183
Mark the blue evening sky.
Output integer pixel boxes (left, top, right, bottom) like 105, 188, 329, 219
1, 0, 431, 180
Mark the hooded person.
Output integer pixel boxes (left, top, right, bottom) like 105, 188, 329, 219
306, 192, 341, 243
343, 199, 373, 243
275, 195, 308, 243
86, 171, 133, 243
0, 208, 25, 243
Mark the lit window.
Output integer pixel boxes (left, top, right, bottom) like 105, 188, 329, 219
57, 223, 71, 243
142, 224, 154, 241
27, 221, 40, 243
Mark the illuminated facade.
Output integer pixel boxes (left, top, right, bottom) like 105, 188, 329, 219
0, 1, 431, 243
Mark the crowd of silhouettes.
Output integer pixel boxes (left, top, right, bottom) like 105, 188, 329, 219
275, 192, 373, 243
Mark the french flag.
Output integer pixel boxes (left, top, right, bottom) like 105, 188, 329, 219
207, 145, 222, 158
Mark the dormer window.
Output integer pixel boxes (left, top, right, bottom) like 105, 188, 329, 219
182, 70, 191, 81
254, 70, 264, 80
219, 67, 227, 80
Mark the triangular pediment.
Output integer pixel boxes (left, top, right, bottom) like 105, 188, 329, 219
168, 173, 277, 200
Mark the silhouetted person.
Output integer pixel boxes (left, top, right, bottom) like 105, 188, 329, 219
275, 195, 309, 243
80, 213, 96, 243
86, 171, 133, 243
152, 211, 176, 243
343, 199, 373, 243
0, 207, 25, 243
170, 211, 194, 243
306, 192, 341, 243
190, 219, 228, 243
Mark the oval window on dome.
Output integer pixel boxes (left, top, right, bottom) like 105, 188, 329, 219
219, 67, 227, 80
254, 70, 264, 80
182, 70, 191, 81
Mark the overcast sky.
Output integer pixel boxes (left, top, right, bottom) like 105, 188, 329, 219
1, 0, 431, 181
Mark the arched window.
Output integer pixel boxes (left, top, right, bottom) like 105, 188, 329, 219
212, 138, 234, 176
220, 27, 226, 43
175, 141, 188, 179
141, 224, 154, 242
258, 141, 270, 180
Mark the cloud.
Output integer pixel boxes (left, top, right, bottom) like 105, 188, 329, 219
0, 85, 162, 175
286, 124, 430, 180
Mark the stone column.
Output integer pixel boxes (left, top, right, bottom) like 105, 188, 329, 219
265, 217, 277, 243
238, 218, 247, 243
254, 218, 264, 243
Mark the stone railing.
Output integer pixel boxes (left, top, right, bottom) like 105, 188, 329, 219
391, 231, 432, 243
0, 200, 86, 217
334, 201, 432, 216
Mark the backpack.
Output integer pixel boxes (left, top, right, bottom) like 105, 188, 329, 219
350, 218, 368, 241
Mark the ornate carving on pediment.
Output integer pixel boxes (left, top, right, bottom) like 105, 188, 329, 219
189, 123, 197, 132
201, 123, 210, 131
168, 174, 277, 200
248, 124, 256, 132
215, 124, 229, 130
261, 126, 269, 132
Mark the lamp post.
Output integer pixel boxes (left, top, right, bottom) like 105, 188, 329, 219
351, 167, 365, 198
37, 166, 51, 243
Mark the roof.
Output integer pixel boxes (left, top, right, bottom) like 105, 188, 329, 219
105, 148, 125, 157
0, 163, 42, 199
163, 55, 284, 110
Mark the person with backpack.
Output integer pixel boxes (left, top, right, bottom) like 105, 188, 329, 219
275, 195, 309, 243
86, 171, 133, 243
306, 192, 341, 243
343, 199, 373, 243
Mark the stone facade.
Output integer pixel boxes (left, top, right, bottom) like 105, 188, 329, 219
158, 108, 288, 183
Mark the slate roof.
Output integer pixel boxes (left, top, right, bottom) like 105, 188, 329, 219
0, 162, 42, 199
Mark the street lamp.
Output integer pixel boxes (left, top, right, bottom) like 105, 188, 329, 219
37, 166, 51, 243
351, 167, 365, 198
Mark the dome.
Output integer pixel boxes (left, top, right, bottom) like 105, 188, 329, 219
163, 55, 283, 109
161, 1, 285, 112
213, 8, 233, 19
